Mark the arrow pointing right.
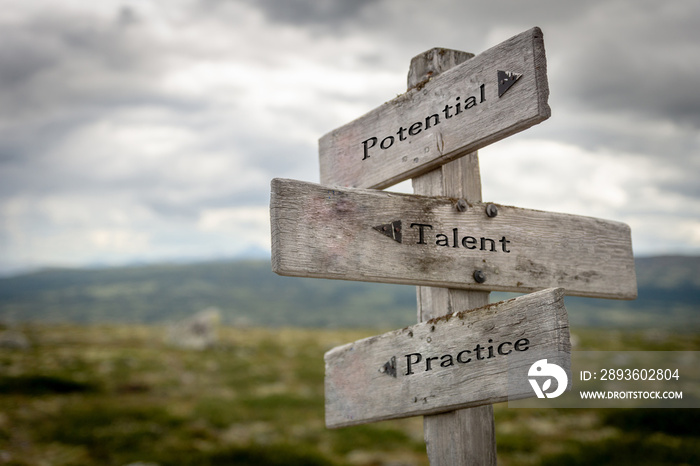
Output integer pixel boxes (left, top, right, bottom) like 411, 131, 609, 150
498, 70, 523, 97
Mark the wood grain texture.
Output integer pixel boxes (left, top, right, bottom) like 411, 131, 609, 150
423, 407, 496, 465
414, 154, 486, 322
319, 27, 550, 190
324, 287, 571, 428
414, 155, 496, 466
407, 48, 474, 91
270, 178, 637, 300
411, 50, 495, 466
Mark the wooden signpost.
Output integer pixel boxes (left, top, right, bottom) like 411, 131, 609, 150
271, 178, 636, 300
325, 287, 570, 428
269, 27, 637, 465
319, 27, 550, 190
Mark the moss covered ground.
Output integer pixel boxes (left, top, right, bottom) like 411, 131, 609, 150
0, 324, 698, 465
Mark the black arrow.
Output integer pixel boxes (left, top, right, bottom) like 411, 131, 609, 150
379, 356, 397, 378
498, 70, 522, 97
373, 220, 402, 243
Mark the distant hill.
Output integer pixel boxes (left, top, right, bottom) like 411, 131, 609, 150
0, 260, 417, 328
556, 255, 700, 328
0, 256, 698, 329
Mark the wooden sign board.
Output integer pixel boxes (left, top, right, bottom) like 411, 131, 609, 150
319, 27, 550, 190
325, 287, 571, 428
271, 178, 637, 300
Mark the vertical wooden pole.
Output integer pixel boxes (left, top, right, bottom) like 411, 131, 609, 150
409, 49, 497, 466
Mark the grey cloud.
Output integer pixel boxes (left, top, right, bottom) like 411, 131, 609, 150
137, 138, 315, 220
0, 37, 56, 89
239, 0, 377, 29
0, 7, 213, 204
0, 111, 312, 220
3, 0, 700, 271
0, 98, 208, 202
357, 1, 700, 133
560, 49, 700, 129
552, 2, 700, 129
0, 8, 169, 120
142, 186, 270, 220
665, 183, 700, 204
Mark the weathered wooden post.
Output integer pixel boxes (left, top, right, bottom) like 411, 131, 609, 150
270, 27, 637, 465
409, 48, 497, 465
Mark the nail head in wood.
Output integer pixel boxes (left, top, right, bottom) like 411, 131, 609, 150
485, 203, 498, 218
456, 198, 468, 212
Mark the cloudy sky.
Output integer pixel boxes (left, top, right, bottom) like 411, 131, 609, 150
1, 0, 699, 275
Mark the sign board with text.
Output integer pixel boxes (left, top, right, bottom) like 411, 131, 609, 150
271, 178, 637, 300
319, 27, 550, 189
268, 27, 639, 464
324, 287, 571, 428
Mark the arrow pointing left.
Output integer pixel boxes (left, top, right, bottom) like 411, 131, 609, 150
373, 220, 402, 243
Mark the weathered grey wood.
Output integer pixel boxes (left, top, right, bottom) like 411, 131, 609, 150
410, 47, 495, 463
270, 178, 638, 300
407, 48, 474, 91
423, 408, 497, 466
412, 153, 482, 201
319, 27, 550, 189
417, 284, 490, 323
414, 154, 495, 466
324, 287, 571, 428
415, 154, 486, 323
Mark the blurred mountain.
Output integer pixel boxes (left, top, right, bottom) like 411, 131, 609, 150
0, 256, 698, 329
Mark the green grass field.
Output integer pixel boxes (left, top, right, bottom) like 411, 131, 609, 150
1, 324, 699, 465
